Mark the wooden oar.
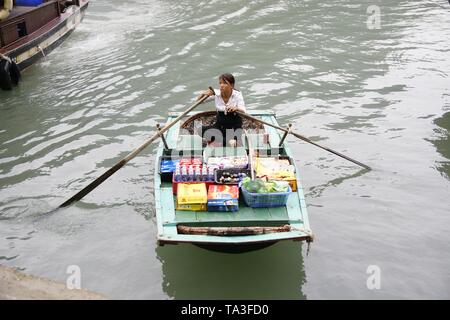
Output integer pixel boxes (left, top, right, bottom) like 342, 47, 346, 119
59, 90, 212, 208
237, 111, 371, 170
243, 129, 255, 180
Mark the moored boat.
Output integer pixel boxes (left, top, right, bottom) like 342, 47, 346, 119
154, 110, 314, 253
0, 0, 89, 90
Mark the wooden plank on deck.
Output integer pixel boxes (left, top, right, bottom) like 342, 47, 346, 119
160, 187, 176, 224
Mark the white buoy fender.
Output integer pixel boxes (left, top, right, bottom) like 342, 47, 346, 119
0, 0, 13, 21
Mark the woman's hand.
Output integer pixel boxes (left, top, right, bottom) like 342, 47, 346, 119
197, 89, 215, 101
226, 106, 239, 113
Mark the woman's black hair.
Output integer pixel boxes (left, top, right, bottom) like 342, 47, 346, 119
219, 73, 239, 91
219, 73, 235, 87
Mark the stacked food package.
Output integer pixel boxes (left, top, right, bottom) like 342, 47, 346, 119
176, 183, 208, 211
206, 155, 248, 169
159, 158, 180, 182
159, 152, 295, 211
172, 158, 215, 195
215, 169, 250, 184
254, 157, 297, 191
207, 185, 239, 212
160, 155, 244, 212
160, 159, 180, 174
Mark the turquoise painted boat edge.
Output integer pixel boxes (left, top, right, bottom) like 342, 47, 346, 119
168, 110, 276, 117
158, 229, 311, 245
154, 145, 165, 239
154, 110, 313, 246
265, 115, 313, 237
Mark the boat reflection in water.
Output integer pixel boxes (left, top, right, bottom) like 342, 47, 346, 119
156, 241, 307, 299
430, 112, 450, 181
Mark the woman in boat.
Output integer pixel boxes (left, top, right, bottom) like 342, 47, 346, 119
197, 73, 246, 147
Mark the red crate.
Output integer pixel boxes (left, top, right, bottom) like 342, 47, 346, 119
172, 174, 214, 195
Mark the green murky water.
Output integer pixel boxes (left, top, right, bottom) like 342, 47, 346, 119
1, 0, 449, 299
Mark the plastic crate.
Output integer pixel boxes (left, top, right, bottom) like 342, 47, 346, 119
214, 168, 251, 185
239, 183, 291, 208
158, 156, 180, 182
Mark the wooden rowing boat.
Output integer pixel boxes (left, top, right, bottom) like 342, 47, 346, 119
154, 110, 313, 253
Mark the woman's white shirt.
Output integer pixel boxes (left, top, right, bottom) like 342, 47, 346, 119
206, 89, 246, 112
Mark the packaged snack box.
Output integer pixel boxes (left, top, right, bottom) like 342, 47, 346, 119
176, 183, 207, 211
255, 157, 297, 191
158, 158, 180, 182
207, 155, 248, 169
207, 185, 239, 212
160, 159, 180, 173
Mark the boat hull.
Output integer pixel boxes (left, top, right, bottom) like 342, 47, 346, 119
160, 235, 311, 254
154, 111, 313, 253
190, 242, 275, 254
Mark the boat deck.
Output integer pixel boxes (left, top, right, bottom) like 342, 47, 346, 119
159, 182, 306, 227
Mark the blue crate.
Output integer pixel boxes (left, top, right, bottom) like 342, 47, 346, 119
158, 156, 180, 182
240, 183, 291, 208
